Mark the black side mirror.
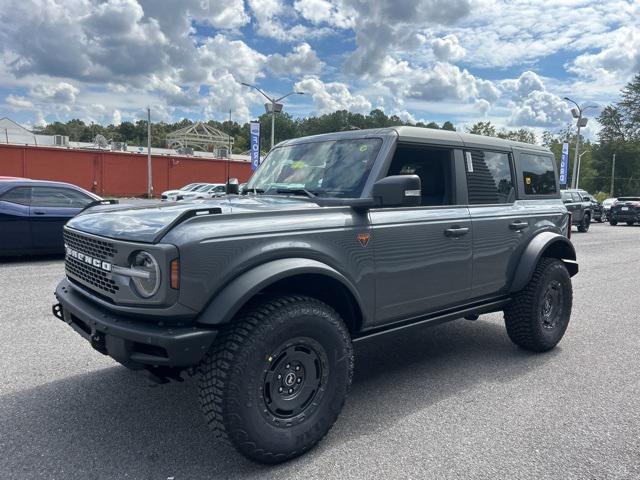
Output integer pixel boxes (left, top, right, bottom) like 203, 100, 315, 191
372, 175, 421, 207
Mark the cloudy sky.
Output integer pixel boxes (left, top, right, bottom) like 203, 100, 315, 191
0, 0, 638, 137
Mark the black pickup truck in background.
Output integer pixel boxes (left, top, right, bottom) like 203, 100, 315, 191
561, 189, 592, 232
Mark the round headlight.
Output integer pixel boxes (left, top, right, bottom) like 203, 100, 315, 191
130, 251, 160, 298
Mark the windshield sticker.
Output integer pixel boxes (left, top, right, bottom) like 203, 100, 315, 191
465, 151, 474, 173
359, 145, 368, 152
291, 161, 306, 169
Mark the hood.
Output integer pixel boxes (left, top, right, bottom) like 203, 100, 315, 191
66, 195, 319, 243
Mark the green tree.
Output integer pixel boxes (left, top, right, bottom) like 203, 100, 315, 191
466, 121, 496, 137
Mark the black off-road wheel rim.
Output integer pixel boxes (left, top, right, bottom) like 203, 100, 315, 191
261, 337, 329, 426
539, 280, 564, 331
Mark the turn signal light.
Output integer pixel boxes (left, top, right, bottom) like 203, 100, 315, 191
170, 259, 180, 289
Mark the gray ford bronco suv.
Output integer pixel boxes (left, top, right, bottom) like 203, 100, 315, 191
53, 127, 578, 463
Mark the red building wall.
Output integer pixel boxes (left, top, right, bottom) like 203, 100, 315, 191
0, 144, 252, 197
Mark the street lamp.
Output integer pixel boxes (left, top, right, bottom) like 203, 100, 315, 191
575, 150, 588, 190
241, 82, 304, 150
563, 97, 597, 189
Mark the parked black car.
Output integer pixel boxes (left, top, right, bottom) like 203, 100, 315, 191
0, 178, 102, 255
561, 189, 592, 232
609, 197, 640, 225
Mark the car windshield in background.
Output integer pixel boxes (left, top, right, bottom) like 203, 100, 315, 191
617, 197, 640, 202
245, 138, 383, 198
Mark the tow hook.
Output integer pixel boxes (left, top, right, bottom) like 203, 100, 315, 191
91, 331, 107, 355
52, 303, 64, 321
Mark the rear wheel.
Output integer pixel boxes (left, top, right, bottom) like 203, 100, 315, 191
504, 258, 572, 352
609, 218, 618, 226
199, 295, 353, 464
577, 213, 590, 232
626, 221, 635, 226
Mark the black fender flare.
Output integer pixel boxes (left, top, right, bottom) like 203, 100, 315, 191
197, 258, 366, 326
510, 232, 578, 293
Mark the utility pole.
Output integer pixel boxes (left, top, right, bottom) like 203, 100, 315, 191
147, 107, 152, 198
240, 83, 305, 150
563, 97, 596, 189
271, 107, 276, 152
227, 109, 232, 183
610, 153, 616, 197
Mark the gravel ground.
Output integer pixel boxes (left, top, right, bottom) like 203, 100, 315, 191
1, 222, 639, 479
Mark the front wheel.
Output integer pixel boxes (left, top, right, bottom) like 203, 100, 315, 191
199, 295, 353, 464
504, 258, 572, 352
610, 219, 618, 226
577, 214, 590, 232
627, 221, 635, 226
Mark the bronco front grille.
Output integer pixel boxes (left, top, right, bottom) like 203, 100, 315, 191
65, 255, 120, 295
63, 229, 117, 260
64, 230, 120, 295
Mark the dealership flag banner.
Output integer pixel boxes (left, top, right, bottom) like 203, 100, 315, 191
559, 142, 569, 187
250, 121, 261, 171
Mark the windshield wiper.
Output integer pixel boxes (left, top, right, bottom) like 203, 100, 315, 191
274, 188, 317, 198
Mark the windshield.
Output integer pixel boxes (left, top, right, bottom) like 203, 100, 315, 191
245, 138, 382, 198
618, 197, 640, 202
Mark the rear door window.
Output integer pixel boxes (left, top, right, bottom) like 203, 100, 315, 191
465, 150, 515, 204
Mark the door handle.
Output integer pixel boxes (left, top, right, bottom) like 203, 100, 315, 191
509, 220, 528, 231
444, 226, 470, 237
33, 211, 46, 215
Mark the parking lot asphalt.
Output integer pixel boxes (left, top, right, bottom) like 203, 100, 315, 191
1, 222, 639, 479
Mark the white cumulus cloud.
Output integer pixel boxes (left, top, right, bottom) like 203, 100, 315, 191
294, 76, 372, 114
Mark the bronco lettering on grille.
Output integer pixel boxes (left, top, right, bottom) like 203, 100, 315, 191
65, 245, 112, 272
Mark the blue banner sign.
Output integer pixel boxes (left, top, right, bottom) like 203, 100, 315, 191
559, 142, 569, 187
250, 121, 260, 171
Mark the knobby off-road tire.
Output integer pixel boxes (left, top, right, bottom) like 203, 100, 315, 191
578, 213, 590, 232
198, 295, 354, 464
504, 258, 572, 352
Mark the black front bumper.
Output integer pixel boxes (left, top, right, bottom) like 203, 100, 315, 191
53, 279, 217, 368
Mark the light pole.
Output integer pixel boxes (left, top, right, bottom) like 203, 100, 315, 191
575, 150, 587, 190
147, 107, 152, 198
563, 97, 596, 189
241, 83, 304, 150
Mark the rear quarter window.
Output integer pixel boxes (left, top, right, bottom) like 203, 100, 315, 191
520, 153, 557, 195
